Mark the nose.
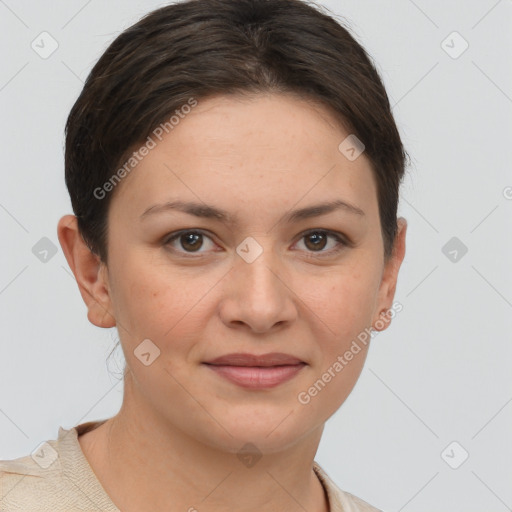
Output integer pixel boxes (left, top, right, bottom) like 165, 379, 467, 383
218, 238, 298, 334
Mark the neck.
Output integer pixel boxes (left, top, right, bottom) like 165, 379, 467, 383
78, 375, 330, 512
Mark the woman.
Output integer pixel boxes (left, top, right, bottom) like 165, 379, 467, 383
0, 0, 408, 510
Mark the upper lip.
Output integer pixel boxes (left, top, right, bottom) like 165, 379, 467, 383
204, 352, 305, 367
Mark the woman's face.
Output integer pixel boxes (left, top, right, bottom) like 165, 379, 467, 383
98, 93, 406, 453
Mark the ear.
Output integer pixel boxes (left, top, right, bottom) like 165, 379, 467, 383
57, 215, 116, 328
371, 217, 407, 332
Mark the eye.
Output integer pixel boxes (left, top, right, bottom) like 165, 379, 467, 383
164, 230, 217, 254
293, 229, 348, 257
163, 229, 349, 258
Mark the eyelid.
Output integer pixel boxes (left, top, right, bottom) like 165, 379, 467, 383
164, 228, 350, 257
164, 229, 219, 254
293, 229, 349, 258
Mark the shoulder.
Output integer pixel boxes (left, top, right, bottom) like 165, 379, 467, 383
338, 489, 384, 512
313, 461, 384, 512
0, 449, 61, 511
1, 423, 119, 512
0, 438, 60, 478
0, 436, 82, 511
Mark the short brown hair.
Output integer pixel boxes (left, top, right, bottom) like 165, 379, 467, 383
64, 0, 409, 264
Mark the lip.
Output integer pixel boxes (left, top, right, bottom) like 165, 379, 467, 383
204, 363, 306, 389
204, 352, 305, 367
203, 352, 307, 389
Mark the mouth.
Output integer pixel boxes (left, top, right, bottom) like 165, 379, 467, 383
202, 352, 307, 389
204, 352, 305, 367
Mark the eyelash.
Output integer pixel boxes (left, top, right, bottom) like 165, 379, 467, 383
163, 229, 349, 259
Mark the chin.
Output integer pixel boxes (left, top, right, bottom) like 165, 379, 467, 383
196, 414, 318, 456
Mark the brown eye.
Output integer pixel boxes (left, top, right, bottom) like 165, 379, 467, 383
179, 232, 203, 251
165, 230, 216, 254
303, 232, 328, 251
295, 230, 348, 257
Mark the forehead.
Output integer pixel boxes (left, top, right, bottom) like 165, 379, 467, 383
110, 93, 378, 225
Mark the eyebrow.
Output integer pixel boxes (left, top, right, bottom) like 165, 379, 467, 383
140, 199, 365, 224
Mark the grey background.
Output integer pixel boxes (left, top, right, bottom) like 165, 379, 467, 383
1, 1, 511, 511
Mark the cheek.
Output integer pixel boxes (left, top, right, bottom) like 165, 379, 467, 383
295, 270, 377, 417
110, 257, 216, 364
109, 257, 182, 339
304, 265, 379, 343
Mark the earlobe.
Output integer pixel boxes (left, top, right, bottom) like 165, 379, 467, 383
57, 215, 116, 328
372, 217, 407, 332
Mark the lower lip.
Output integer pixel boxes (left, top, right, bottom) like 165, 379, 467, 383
204, 363, 306, 389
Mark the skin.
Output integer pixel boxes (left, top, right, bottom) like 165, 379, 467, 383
58, 92, 406, 512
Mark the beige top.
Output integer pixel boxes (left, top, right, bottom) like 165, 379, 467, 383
0, 420, 382, 512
